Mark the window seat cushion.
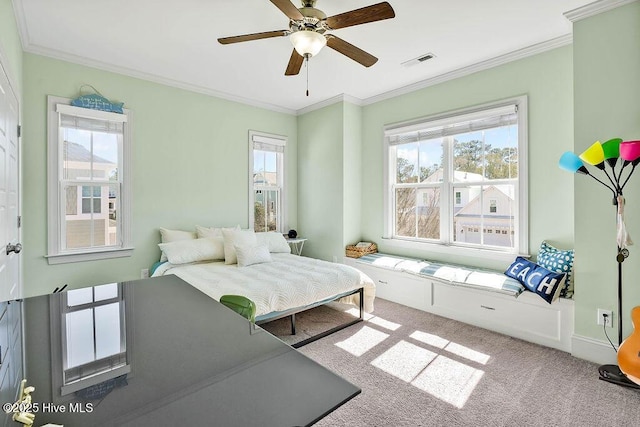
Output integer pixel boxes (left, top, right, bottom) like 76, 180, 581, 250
357, 253, 525, 297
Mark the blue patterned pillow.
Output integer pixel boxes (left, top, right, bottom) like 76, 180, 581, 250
505, 257, 565, 304
536, 241, 574, 298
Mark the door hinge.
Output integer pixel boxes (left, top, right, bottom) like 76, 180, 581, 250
17, 125, 21, 138
17, 216, 21, 228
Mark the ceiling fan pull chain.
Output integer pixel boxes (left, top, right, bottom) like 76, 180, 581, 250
306, 56, 310, 97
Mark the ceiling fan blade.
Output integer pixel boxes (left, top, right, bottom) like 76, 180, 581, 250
325, 2, 395, 30
285, 49, 304, 76
270, 0, 305, 21
326, 35, 378, 67
218, 30, 288, 45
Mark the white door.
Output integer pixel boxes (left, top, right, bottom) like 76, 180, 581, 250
0, 61, 21, 302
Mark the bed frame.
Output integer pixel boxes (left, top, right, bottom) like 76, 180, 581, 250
255, 287, 364, 348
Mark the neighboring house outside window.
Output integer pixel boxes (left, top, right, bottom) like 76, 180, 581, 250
383, 96, 528, 260
249, 131, 286, 232
47, 97, 132, 264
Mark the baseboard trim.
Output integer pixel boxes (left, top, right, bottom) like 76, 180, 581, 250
571, 334, 618, 365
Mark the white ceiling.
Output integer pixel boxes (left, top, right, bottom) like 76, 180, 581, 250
13, 0, 596, 114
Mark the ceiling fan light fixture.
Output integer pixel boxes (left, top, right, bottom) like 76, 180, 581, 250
290, 30, 326, 57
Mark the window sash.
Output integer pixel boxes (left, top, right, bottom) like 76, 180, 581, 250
385, 98, 526, 255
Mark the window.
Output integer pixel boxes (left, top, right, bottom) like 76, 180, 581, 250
249, 131, 286, 232
47, 97, 132, 264
384, 97, 528, 258
51, 283, 132, 396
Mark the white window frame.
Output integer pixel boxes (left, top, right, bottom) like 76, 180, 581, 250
383, 96, 528, 263
46, 96, 133, 264
248, 131, 286, 232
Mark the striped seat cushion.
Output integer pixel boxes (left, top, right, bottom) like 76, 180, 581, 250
357, 253, 524, 297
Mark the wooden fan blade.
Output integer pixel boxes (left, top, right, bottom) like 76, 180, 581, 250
218, 30, 288, 45
326, 35, 378, 67
270, 0, 304, 21
325, 2, 395, 30
285, 49, 304, 75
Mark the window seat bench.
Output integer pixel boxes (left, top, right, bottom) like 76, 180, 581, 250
344, 253, 574, 352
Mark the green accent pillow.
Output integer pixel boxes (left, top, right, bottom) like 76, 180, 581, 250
537, 241, 574, 298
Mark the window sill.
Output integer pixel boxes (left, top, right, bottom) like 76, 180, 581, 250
61, 364, 131, 396
46, 247, 134, 265
380, 237, 529, 266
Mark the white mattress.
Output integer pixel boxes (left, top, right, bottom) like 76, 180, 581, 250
152, 253, 376, 317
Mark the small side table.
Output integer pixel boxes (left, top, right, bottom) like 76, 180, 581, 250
285, 237, 307, 256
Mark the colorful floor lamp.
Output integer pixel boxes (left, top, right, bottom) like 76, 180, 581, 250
559, 138, 640, 389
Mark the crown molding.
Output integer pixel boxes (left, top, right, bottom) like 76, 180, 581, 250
564, 0, 639, 22
361, 34, 573, 107
24, 43, 297, 115
295, 94, 363, 116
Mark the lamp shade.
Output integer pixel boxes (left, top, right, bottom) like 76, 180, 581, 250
290, 31, 326, 57
602, 138, 622, 167
559, 151, 589, 175
620, 140, 640, 163
579, 141, 606, 169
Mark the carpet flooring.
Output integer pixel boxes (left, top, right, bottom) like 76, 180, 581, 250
265, 298, 640, 427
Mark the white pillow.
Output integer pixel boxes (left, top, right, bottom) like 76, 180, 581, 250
195, 224, 240, 239
158, 237, 224, 265
235, 244, 272, 267
159, 228, 196, 262
222, 229, 257, 265
255, 232, 291, 254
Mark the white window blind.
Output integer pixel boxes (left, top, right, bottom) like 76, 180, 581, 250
252, 134, 285, 152
386, 104, 517, 145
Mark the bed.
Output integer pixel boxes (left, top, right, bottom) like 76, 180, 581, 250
151, 227, 375, 346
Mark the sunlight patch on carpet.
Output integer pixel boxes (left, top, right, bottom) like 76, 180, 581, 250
371, 340, 437, 382
410, 330, 449, 348
411, 356, 484, 408
445, 342, 490, 364
335, 326, 389, 356
368, 316, 402, 331
410, 331, 490, 365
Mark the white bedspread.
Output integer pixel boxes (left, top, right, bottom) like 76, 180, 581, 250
152, 253, 375, 317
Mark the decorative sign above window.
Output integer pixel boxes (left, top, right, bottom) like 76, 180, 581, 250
70, 85, 124, 114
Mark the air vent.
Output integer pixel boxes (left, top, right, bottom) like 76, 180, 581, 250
402, 53, 436, 67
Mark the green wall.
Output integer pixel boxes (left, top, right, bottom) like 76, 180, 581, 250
0, 0, 22, 96
297, 101, 364, 261
21, 54, 297, 297
359, 46, 575, 271
297, 103, 345, 260
572, 2, 640, 341
343, 102, 363, 249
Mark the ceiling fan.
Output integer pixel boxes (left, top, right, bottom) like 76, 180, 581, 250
218, 0, 396, 77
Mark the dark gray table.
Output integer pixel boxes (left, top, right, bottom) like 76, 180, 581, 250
21, 275, 360, 426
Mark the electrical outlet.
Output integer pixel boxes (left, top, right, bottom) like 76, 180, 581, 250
141, 268, 149, 279
597, 309, 613, 327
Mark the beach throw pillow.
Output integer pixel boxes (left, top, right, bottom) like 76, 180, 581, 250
537, 241, 574, 298
505, 257, 565, 304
